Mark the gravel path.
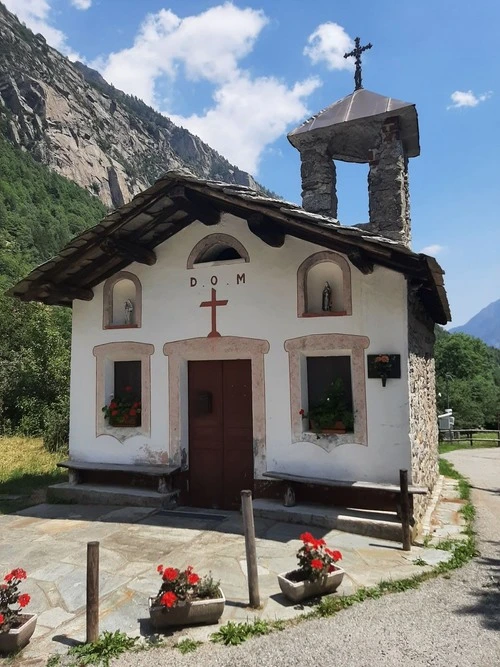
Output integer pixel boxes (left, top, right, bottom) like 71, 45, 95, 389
115, 449, 500, 667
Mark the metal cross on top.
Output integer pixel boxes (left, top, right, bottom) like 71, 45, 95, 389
344, 36, 373, 91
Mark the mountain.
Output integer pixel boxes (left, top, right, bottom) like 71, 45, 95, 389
0, 2, 261, 209
450, 299, 500, 349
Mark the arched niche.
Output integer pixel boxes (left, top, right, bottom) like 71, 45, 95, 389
187, 233, 249, 269
103, 271, 142, 329
297, 251, 352, 317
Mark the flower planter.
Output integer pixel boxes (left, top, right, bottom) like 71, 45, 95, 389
277, 567, 345, 603
148, 589, 225, 629
0, 614, 37, 654
109, 415, 141, 427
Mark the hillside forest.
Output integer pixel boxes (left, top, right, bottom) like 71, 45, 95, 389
0, 135, 499, 449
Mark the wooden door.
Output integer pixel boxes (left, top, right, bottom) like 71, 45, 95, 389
188, 360, 253, 509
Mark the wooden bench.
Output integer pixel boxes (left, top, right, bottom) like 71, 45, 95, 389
263, 470, 428, 549
58, 460, 180, 493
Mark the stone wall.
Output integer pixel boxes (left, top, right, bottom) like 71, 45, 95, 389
368, 118, 411, 247
408, 286, 439, 528
299, 146, 338, 218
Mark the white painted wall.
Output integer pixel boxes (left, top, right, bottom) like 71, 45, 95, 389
70, 212, 410, 484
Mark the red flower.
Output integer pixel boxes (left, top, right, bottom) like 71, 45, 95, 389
133, 402, 140, 409
124, 385, 132, 392
186, 565, 193, 573
18, 594, 30, 608
299, 409, 305, 416
4, 572, 14, 583
129, 409, 137, 417
109, 402, 117, 409
331, 550, 342, 561
300, 532, 315, 544
0, 613, 4, 626
312, 538, 326, 548
162, 567, 179, 582
187, 573, 200, 586
157, 565, 163, 574
111, 410, 119, 417
311, 559, 323, 570
12, 568, 27, 580
160, 591, 177, 608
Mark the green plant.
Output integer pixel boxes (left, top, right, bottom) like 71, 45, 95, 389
46, 655, 61, 667
153, 565, 220, 609
175, 638, 201, 654
211, 618, 275, 646
295, 532, 342, 581
413, 557, 428, 567
67, 631, 138, 667
301, 378, 354, 434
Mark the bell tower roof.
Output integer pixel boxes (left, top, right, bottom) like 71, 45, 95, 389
287, 88, 420, 163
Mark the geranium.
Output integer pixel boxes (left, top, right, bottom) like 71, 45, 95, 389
296, 533, 342, 581
0, 568, 31, 632
153, 564, 220, 609
102, 389, 142, 427
160, 591, 177, 608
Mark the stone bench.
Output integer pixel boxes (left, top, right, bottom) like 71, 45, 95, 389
58, 460, 180, 493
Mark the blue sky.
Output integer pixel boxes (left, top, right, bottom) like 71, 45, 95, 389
4, 0, 500, 326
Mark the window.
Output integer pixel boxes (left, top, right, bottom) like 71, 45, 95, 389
103, 271, 142, 329
112, 361, 142, 427
285, 333, 369, 450
93, 342, 153, 441
187, 233, 249, 268
306, 356, 353, 434
297, 251, 352, 317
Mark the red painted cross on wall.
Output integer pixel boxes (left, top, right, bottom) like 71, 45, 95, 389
200, 288, 228, 338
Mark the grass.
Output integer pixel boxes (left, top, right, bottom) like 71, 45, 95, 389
0, 436, 67, 514
175, 638, 202, 654
211, 618, 285, 646
439, 431, 499, 454
67, 631, 138, 666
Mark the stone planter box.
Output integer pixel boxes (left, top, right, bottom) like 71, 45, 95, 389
148, 589, 225, 629
277, 567, 345, 603
0, 614, 37, 654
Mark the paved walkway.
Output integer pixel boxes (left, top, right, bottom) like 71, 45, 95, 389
112, 448, 500, 667
0, 476, 462, 664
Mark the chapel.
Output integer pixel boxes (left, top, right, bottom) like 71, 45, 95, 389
9, 42, 451, 536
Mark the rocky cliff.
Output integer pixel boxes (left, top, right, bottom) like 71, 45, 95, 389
0, 2, 260, 209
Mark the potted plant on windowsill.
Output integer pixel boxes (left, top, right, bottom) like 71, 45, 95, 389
0, 568, 36, 654
149, 565, 224, 629
278, 532, 344, 603
300, 378, 354, 436
102, 385, 141, 427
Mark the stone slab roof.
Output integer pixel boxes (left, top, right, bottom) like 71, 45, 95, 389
7, 169, 450, 324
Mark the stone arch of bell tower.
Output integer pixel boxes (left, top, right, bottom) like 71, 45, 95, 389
287, 89, 420, 248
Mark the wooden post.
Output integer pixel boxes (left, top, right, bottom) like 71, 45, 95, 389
469, 431, 473, 447
399, 470, 411, 552
241, 490, 260, 608
86, 541, 99, 643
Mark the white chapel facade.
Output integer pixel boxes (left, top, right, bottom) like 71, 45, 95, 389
10, 80, 451, 524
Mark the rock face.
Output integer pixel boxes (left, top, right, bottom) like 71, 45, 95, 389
0, 3, 260, 209
408, 289, 439, 528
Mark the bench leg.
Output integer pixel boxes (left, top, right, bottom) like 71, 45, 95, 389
283, 485, 296, 507
158, 477, 169, 494
68, 470, 80, 485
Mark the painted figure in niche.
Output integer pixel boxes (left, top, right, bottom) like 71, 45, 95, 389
322, 281, 332, 311
124, 299, 134, 324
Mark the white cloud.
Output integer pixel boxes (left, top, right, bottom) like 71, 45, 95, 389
420, 244, 446, 256
447, 90, 492, 109
304, 22, 354, 71
94, 3, 321, 174
3, 0, 81, 59
170, 74, 320, 174
71, 0, 91, 9
98, 4, 268, 105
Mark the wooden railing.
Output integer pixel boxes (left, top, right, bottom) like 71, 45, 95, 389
444, 429, 500, 447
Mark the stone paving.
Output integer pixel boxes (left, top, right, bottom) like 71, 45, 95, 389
0, 477, 465, 664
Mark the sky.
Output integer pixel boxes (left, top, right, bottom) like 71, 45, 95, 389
3, 0, 500, 327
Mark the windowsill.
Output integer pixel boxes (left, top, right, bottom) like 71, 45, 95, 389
98, 424, 144, 443
301, 430, 358, 452
300, 311, 348, 318
104, 324, 140, 330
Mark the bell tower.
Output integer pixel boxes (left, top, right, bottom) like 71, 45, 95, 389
287, 38, 420, 248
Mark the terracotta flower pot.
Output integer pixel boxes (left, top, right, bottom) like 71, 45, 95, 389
148, 589, 225, 629
0, 614, 37, 654
277, 567, 345, 603
109, 414, 141, 427
310, 420, 346, 435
